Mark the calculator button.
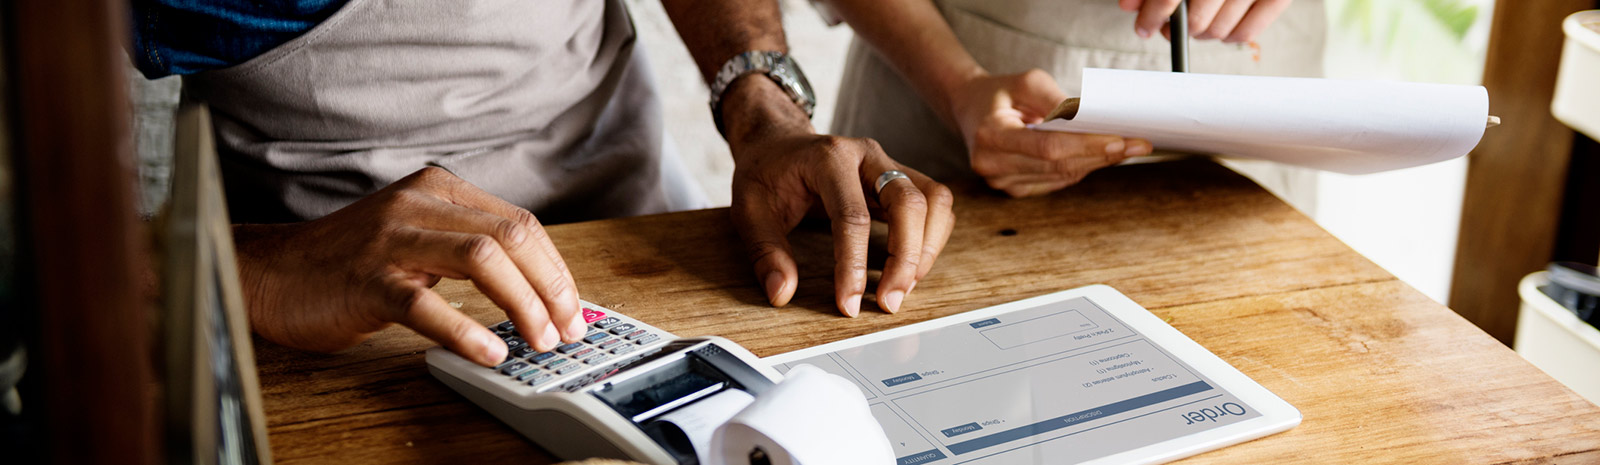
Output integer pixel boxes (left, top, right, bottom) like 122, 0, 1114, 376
527, 374, 553, 386
500, 333, 520, 342
623, 329, 648, 340
582, 308, 606, 323
610, 344, 636, 355
504, 337, 528, 351
569, 348, 595, 359
593, 317, 622, 329
632, 333, 660, 345
512, 346, 539, 359
597, 339, 625, 350
555, 365, 582, 375
494, 321, 515, 332
555, 342, 585, 354
584, 354, 610, 365
495, 355, 517, 369
543, 358, 570, 370
529, 351, 557, 363
515, 368, 544, 381
608, 323, 637, 335
583, 332, 612, 344
499, 362, 531, 376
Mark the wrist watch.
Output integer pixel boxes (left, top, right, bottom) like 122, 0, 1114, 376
708, 51, 817, 135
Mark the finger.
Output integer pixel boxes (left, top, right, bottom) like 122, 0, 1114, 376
1200, 0, 1255, 39
1118, 0, 1142, 12
1225, 0, 1289, 43
982, 126, 1132, 163
409, 170, 585, 343
1135, 0, 1182, 39
814, 140, 873, 317
860, 156, 925, 314
391, 282, 510, 367
393, 228, 566, 352
972, 150, 1064, 178
1185, 0, 1228, 37
910, 173, 954, 282
988, 174, 1075, 197
730, 194, 802, 308
1007, 180, 1077, 198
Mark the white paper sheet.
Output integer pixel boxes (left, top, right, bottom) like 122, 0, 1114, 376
1030, 68, 1489, 174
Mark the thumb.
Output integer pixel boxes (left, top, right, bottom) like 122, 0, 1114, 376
1008, 69, 1071, 119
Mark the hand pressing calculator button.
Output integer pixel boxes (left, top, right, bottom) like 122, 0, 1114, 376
434, 300, 676, 405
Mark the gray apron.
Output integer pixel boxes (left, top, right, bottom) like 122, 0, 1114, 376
831, 0, 1326, 210
185, 0, 693, 224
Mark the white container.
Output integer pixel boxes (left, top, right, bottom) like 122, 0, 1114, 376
1552, 10, 1600, 140
1515, 272, 1600, 406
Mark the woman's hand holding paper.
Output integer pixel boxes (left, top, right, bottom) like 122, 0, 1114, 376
949, 69, 1151, 197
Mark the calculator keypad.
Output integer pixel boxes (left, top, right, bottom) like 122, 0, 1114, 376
485, 306, 666, 388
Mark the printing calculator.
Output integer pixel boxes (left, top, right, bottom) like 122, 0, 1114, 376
426, 301, 782, 464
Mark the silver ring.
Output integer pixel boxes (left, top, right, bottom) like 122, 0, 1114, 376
874, 170, 911, 195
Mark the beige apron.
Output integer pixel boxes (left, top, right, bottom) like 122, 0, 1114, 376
185, 0, 698, 224
831, 0, 1327, 209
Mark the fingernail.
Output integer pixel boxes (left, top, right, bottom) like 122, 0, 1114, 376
541, 323, 561, 349
844, 294, 862, 318
882, 290, 905, 313
1104, 140, 1125, 155
1137, 27, 1151, 39
764, 271, 785, 305
1126, 143, 1151, 156
481, 333, 508, 366
565, 316, 587, 342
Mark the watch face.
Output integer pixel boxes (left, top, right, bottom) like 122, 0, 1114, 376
774, 55, 817, 115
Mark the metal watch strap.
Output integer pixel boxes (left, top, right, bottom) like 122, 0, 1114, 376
707, 51, 817, 136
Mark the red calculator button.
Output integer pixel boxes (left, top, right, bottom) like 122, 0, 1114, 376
582, 308, 605, 323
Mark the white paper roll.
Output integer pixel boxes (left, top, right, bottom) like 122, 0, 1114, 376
658, 389, 756, 465
708, 364, 895, 465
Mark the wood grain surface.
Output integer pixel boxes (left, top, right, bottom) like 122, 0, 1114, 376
254, 159, 1600, 464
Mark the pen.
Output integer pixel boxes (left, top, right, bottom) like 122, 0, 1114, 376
1170, 0, 1189, 72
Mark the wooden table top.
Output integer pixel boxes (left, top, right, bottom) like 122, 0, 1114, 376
253, 159, 1600, 464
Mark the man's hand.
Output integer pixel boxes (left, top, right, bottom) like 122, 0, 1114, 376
950, 69, 1151, 197
1119, 0, 1293, 43
723, 77, 955, 317
233, 167, 583, 367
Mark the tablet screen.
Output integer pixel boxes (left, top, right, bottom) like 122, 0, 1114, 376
767, 295, 1268, 465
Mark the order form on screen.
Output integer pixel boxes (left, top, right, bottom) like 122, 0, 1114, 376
762, 285, 1300, 465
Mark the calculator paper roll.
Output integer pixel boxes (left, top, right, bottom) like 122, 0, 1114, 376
708, 364, 896, 465
1032, 68, 1490, 174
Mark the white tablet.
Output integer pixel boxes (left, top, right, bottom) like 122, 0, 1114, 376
763, 285, 1300, 465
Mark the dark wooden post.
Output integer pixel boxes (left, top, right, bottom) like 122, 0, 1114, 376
8, 0, 158, 462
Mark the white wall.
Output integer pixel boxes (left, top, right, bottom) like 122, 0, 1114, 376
1313, 0, 1496, 303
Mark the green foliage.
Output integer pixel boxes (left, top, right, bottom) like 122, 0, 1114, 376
1337, 0, 1479, 44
